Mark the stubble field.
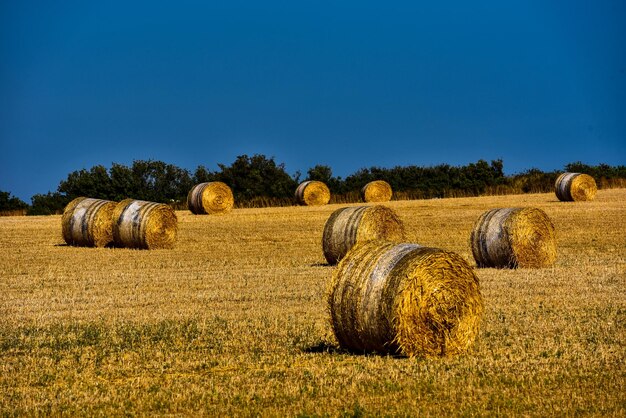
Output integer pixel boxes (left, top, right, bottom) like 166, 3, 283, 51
1, 189, 625, 416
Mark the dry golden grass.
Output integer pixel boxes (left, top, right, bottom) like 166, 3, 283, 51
1, 190, 624, 416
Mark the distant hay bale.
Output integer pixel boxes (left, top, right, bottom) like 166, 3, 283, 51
555, 173, 597, 202
187, 182, 234, 214
112, 199, 178, 249
470, 207, 556, 268
328, 241, 483, 357
295, 181, 331, 206
361, 180, 393, 203
322, 205, 405, 265
61, 197, 117, 247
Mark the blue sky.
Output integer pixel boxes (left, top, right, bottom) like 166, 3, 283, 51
1, 1, 625, 201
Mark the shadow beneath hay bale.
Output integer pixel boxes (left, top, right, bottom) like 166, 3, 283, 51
309, 262, 332, 267
303, 342, 405, 358
302, 341, 343, 354
54, 242, 121, 249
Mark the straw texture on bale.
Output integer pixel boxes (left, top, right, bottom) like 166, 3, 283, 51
470, 207, 556, 268
112, 199, 178, 249
328, 241, 483, 357
361, 180, 393, 203
322, 205, 405, 265
295, 181, 331, 206
61, 197, 117, 247
187, 181, 234, 214
555, 172, 597, 202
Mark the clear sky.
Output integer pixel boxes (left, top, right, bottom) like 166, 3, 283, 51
1, 1, 625, 201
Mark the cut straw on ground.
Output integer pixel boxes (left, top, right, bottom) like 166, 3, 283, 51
322, 205, 405, 265
555, 172, 597, 202
61, 197, 117, 247
328, 241, 484, 357
470, 207, 557, 268
187, 181, 234, 214
361, 180, 393, 203
112, 199, 178, 249
295, 181, 331, 206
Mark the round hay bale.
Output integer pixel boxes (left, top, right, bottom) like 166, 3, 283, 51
61, 197, 117, 247
328, 241, 483, 357
555, 172, 597, 202
470, 207, 556, 268
295, 181, 331, 206
112, 199, 178, 249
187, 182, 234, 214
322, 205, 405, 265
361, 180, 393, 203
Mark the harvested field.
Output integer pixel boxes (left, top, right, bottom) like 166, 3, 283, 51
1, 189, 625, 416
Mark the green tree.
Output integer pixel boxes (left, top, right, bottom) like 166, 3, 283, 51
58, 165, 113, 200
110, 163, 135, 201
565, 161, 626, 179
215, 154, 298, 200
28, 192, 70, 215
193, 165, 216, 184
128, 160, 193, 203
511, 168, 558, 193
0, 191, 28, 212
306, 165, 343, 193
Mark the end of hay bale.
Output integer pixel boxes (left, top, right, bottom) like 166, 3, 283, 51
61, 197, 87, 245
61, 197, 117, 247
188, 181, 234, 214
555, 172, 597, 202
470, 207, 556, 268
322, 205, 405, 265
361, 180, 393, 203
295, 181, 331, 206
328, 241, 483, 357
112, 199, 178, 249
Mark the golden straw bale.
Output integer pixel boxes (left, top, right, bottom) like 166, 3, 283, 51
470, 207, 556, 268
328, 241, 483, 357
361, 180, 393, 203
61, 197, 117, 247
322, 205, 405, 265
555, 173, 597, 202
295, 181, 331, 206
112, 199, 178, 249
187, 182, 234, 214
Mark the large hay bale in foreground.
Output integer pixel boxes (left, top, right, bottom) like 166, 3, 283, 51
61, 197, 117, 247
187, 182, 234, 214
361, 180, 393, 203
295, 181, 330, 206
322, 205, 405, 265
555, 172, 597, 202
112, 199, 178, 249
328, 241, 483, 357
471, 207, 556, 268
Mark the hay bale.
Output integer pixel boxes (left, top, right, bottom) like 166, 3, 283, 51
470, 207, 556, 268
295, 181, 331, 206
328, 241, 483, 357
61, 197, 117, 247
112, 199, 178, 249
322, 205, 405, 265
187, 182, 234, 214
361, 180, 393, 203
555, 172, 597, 202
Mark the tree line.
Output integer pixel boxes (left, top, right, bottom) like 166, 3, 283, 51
1, 155, 625, 215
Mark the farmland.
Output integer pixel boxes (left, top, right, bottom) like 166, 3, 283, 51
1, 189, 625, 416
